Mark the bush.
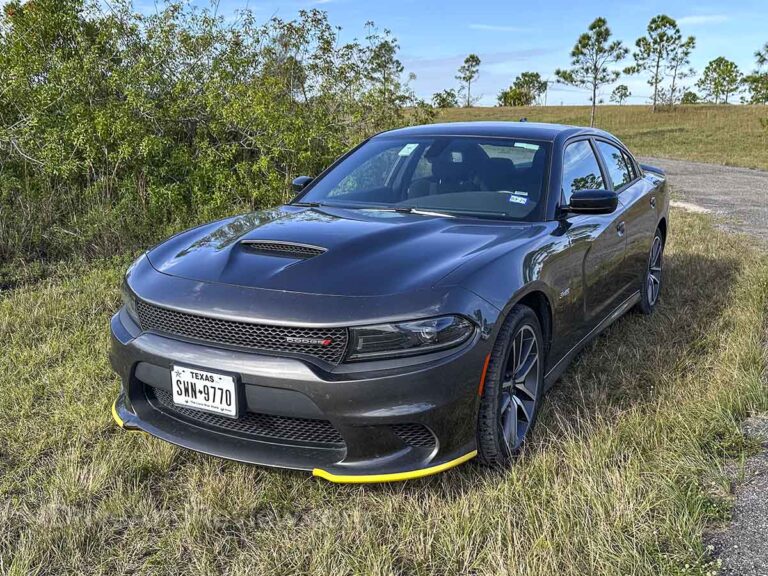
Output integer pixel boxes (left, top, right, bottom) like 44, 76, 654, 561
0, 0, 433, 262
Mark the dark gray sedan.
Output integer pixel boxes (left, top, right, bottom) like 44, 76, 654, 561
110, 122, 668, 483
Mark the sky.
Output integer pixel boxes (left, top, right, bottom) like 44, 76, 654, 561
178, 0, 767, 105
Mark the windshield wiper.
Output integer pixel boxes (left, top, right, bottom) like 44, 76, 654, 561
392, 207, 455, 218
291, 202, 454, 218
291, 201, 325, 207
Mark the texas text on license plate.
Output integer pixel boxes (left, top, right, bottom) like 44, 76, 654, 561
171, 365, 237, 417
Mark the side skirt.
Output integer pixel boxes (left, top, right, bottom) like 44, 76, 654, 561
543, 291, 641, 390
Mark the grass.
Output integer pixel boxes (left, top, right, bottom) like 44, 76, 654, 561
438, 105, 768, 171
1, 209, 767, 575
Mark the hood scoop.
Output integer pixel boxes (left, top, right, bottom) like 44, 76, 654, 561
240, 239, 327, 259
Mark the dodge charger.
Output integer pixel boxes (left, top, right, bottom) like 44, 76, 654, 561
110, 122, 668, 483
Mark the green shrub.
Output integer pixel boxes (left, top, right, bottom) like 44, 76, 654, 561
0, 0, 433, 262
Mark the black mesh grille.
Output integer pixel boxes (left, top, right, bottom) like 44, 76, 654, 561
147, 387, 345, 446
390, 423, 436, 448
136, 300, 348, 364
240, 240, 326, 259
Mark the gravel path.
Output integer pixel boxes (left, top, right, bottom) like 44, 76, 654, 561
706, 416, 768, 576
640, 157, 768, 245
642, 157, 768, 575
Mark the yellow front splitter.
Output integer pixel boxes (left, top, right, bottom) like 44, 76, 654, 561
312, 450, 477, 484
111, 397, 144, 432
111, 399, 125, 428
113, 395, 474, 481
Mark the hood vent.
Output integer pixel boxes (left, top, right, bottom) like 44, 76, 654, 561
240, 240, 327, 259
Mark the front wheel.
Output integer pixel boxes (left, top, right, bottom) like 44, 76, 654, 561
477, 305, 544, 466
637, 228, 664, 315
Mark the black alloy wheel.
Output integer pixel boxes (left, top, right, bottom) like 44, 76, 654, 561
638, 228, 664, 315
477, 305, 544, 466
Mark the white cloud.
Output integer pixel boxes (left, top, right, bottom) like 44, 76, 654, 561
676, 14, 730, 26
403, 48, 555, 71
469, 24, 531, 33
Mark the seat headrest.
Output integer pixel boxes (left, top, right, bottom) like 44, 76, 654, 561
432, 153, 472, 181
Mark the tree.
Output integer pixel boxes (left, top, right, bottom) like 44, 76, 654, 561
363, 25, 426, 131
497, 72, 547, 106
432, 89, 459, 108
625, 15, 696, 109
666, 35, 696, 106
555, 18, 628, 127
743, 72, 768, 105
743, 42, 768, 105
757, 42, 768, 68
610, 84, 630, 104
696, 57, 742, 104
456, 54, 481, 107
513, 71, 548, 105
497, 87, 526, 106
627, 15, 677, 110
680, 91, 699, 104
0, 1, 434, 261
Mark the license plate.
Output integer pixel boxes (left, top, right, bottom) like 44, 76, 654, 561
171, 365, 237, 417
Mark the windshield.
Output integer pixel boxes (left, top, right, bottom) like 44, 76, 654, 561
296, 135, 551, 220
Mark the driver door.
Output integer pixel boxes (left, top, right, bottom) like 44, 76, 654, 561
561, 139, 629, 328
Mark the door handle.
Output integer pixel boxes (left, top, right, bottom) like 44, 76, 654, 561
650, 196, 657, 208
616, 221, 625, 236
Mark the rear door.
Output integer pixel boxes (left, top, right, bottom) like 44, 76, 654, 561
594, 139, 656, 296
561, 139, 629, 327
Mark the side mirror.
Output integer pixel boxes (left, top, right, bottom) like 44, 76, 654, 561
291, 176, 313, 194
565, 189, 618, 215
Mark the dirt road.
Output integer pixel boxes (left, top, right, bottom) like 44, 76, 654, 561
640, 157, 768, 245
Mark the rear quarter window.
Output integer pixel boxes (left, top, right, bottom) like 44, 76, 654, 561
596, 140, 633, 190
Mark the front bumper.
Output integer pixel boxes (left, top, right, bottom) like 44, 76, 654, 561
110, 309, 490, 482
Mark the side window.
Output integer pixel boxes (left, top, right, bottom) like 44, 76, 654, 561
596, 141, 632, 190
561, 140, 605, 204
623, 150, 638, 180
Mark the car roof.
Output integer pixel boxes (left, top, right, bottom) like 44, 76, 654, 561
376, 121, 612, 142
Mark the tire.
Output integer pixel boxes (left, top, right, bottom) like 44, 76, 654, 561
477, 304, 544, 466
637, 228, 664, 315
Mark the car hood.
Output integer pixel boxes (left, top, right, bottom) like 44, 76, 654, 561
146, 205, 536, 297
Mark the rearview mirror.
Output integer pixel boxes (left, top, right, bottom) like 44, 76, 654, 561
291, 176, 314, 194
565, 189, 618, 215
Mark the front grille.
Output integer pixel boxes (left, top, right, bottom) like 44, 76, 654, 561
147, 387, 345, 446
240, 240, 326, 259
136, 300, 348, 364
390, 423, 436, 448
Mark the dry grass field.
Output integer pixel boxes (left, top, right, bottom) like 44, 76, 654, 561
2, 211, 767, 575
439, 105, 768, 171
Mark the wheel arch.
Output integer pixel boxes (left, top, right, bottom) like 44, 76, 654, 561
657, 217, 667, 245
509, 288, 553, 358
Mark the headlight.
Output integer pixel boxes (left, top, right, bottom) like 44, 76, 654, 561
347, 315, 474, 361
121, 282, 140, 325
121, 252, 145, 325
